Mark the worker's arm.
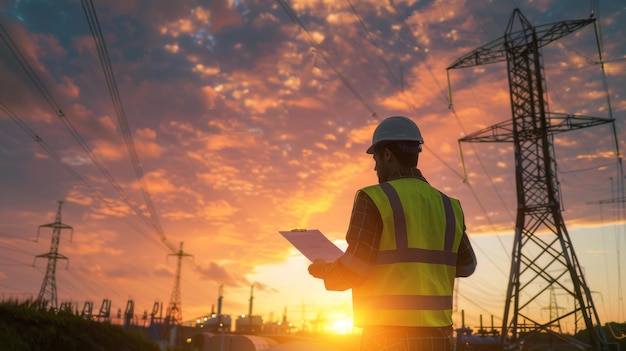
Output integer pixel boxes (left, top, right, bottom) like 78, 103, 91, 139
307, 191, 381, 290
455, 229, 477, 277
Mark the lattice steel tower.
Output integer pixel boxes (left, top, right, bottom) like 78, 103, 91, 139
35, 200, 73, 310
448, 9, 612, 350
166, 241, 192, 324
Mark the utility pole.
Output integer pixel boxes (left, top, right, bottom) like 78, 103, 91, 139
166, 241, 193, 325
448, 9, 611, 351
34, 200, 73, 310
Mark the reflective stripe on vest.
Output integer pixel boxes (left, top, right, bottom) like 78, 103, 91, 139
354, 294, 453, 311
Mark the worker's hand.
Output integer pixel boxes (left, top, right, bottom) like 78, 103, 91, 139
308, 259, 328, 279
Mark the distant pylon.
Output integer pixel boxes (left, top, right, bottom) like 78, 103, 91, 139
166, 241, 193, 324
34, 200, 73, 310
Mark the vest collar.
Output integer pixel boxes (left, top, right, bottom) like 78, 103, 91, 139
388, 168, 428, 183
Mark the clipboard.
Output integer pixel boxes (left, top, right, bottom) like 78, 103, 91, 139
279, 229, 344, 262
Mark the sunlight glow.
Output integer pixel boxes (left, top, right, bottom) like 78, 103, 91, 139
329, 317, 354, 335
324, 313, 355, 335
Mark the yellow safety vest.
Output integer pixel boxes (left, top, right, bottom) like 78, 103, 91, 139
350, 178, 464, 327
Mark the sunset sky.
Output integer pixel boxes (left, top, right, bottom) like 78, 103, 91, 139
0, 0, 625, 334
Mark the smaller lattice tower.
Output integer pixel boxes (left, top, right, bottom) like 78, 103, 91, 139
165, 241, 193, 324
34, 200, 73, 309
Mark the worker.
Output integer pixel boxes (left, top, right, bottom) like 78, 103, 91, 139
308, 116, 477, 351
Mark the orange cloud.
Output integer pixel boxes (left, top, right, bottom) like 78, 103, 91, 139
202, 85, 218, 109
197, 200, 239, 221
137, 169, 177, 194
92, 139, 127, 161
58, 76, 80, 98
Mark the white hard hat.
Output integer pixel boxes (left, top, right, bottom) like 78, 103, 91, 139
366, 116, 424, 154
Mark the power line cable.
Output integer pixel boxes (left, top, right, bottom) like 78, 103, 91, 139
80, 0, 176, 252
0, 23, 62, 116
275, 0, 378, 118
388, 0, 448, 105
457, 290, 504, 322
345, 0, 401, 89
591, 0, 626, 320
80, 1, 216, 299
0, 243, 37, 257
345, 1, 445, 106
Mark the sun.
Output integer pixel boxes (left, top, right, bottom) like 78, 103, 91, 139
330, 318, 354, 335
327, 315, 355, 335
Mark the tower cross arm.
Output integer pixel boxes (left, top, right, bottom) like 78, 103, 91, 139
547, 113, 614, 133
38, 222, 74, 230
34, 252, 69, 269
459, 119, 515, 143
447, 36, 507, 70
459, 113, 613, 144
36, 223, 74, 242
532, 18, 595, 49
447, 12, 594, 71
35, 253, 68, 260
168, 242, 194, 260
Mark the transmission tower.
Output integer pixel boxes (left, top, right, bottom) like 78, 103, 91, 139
165, 241, 193, 325
448, 9, 613, 351
34, 200, 73, 310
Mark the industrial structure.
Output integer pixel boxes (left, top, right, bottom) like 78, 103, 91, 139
34, 200, 73, 310
448, 8, 614, 351
235, 285, 264, 333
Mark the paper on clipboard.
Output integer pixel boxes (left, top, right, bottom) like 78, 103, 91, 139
279, 229, 344, 262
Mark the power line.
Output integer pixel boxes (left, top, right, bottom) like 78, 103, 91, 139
591, 0, 626, 321
80, 0, 175, 252
79, 2, 226, 309
275, 0, 378, 118
0, 23, 63, 115
388, 0, 448, 105
345, 0, 401, 89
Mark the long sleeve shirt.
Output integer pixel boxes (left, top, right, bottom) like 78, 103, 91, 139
321, 168, 477, 291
